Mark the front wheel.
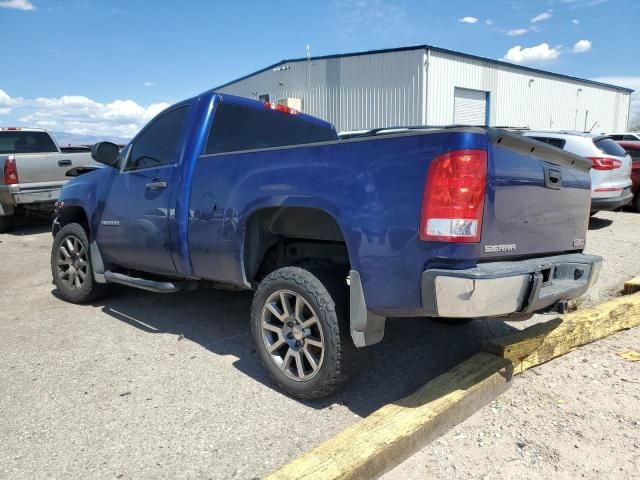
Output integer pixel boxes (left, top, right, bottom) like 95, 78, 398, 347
51, 223, 108, 303
250, 266, 364, 400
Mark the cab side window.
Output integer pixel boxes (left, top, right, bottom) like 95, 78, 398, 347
125, 106, 190, 171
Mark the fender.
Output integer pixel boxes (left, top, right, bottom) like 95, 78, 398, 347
236, 195, 355, 280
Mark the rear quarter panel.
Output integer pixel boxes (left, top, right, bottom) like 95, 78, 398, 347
189, 131, 488, 314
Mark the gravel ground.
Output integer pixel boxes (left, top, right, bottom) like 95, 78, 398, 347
0, 209, 639, 480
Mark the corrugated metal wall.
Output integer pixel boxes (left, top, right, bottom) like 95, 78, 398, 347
218, 48, 630, 133
218, 49, 425, 132
427, 50, 630, 132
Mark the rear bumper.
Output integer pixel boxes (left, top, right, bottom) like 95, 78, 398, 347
0, 183, 62, 205
591, 189, 633, 212
13, 188, 60, 205
421, 253, 602, 318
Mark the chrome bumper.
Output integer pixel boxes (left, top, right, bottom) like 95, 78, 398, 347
13, 188, 60, 204
421, 253, 602, 318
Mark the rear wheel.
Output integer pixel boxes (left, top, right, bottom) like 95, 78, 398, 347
250, 265, 364, 400
51, 223, 108, 303
0, 215, 14, 233
634, 193, 640, 213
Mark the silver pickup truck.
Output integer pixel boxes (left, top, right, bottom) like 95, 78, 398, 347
0, 128, 100, 233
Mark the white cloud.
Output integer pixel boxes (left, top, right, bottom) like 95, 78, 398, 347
0, 89, 17, 106
0, 0, 35, 10
572, 19, 580, 24
459, 16, 479, 24
507, 28, 528, 36
485, 19, 493, 25
143, 81, 156, 87
591, 76, 640, 128
501, 42, 561, 64
531, 11, 552, 23
573, 39, 592, 53
0, 89, 170, 138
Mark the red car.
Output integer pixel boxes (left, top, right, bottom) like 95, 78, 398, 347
616, 141, 640, 212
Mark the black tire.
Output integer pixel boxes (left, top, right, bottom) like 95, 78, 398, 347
250, 265, 364, 400
634, 193, 640, 213
51, 223, 108, 303
0, 215, 14, 233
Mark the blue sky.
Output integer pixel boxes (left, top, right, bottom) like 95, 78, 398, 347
1, 0, 638, 140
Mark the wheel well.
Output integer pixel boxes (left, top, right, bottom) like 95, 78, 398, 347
244, 207, 350, 284
59, 206, 90, 236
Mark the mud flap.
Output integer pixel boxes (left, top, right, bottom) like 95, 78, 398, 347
349, 269, 385, 347
90, 241, 107, 283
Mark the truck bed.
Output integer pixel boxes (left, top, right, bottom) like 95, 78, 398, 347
188, 126, 591, 315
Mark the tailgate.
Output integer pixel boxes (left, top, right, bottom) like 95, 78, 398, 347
12, 152, 96, 185
480, 130, 591, 259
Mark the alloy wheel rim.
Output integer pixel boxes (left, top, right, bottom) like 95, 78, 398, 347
261, 289, 325, 381
56, 235, 88, 290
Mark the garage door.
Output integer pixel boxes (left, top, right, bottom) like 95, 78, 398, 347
453, 88, 488, 126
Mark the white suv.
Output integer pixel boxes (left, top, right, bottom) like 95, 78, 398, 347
521, 131, 633, 213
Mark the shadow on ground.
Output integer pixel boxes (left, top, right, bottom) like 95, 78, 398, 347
4, 215, 53, 236
588, 216, 613, 230
54, 285, 519, 417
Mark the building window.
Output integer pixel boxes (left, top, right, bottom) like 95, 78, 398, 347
258, 94, 270, 103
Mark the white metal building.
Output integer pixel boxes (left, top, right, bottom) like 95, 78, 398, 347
215, 45, 632, 133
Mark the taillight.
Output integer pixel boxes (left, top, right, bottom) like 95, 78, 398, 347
263, 101, 299, 115
3, 156, 18, 185
419, 149, 487, 243
588, 157, 621, 170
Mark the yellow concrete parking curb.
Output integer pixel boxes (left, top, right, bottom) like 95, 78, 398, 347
266, 277, 640, 480
486, 290, 640, 375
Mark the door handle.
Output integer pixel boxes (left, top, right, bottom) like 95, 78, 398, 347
145, 180, 167, 190
544, 166, 562, 190
58, 159, 72, 167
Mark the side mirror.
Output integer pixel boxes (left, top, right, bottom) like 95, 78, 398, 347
91, 142, 120, 167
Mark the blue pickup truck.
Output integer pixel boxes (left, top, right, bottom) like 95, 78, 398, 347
51, 91, 601, 399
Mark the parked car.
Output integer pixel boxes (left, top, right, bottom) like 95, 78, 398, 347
608, 132, 640, 142
0, 128, 100, 233
50, 92, 601, 399
521, 131, 633, 213
615, 140, 640, 212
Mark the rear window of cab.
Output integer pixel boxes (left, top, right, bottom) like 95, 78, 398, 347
204, 102, 337, 155
0, 131, 57, 154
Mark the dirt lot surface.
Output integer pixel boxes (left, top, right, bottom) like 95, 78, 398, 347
1, 210, 639, 480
